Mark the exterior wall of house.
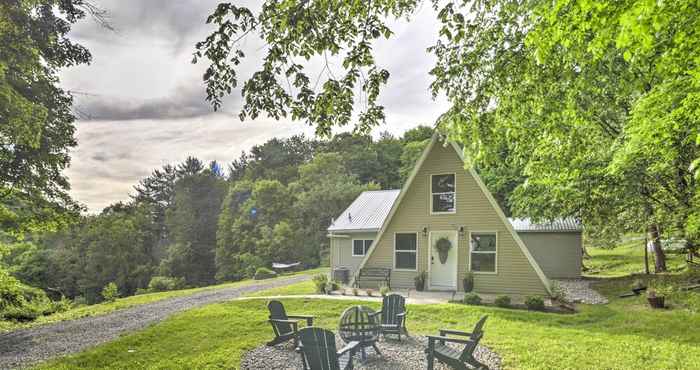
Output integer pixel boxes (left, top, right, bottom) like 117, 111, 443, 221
518, 232, 582, 278
330, 232, 378, 279
362, 140, 548, 295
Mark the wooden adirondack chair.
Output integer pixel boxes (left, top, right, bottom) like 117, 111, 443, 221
267, 300, 314, 347
370, 293, 408, 340
425, 316, 489, 370
297, 327, 360, 370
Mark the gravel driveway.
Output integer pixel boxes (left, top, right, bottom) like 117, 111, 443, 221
0, 275, 310, 370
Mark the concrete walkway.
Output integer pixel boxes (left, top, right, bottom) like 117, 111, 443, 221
240, 289, 460, 305
0, 275, 310, 370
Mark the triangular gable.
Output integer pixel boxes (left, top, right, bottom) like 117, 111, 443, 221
351, 132, 551, 293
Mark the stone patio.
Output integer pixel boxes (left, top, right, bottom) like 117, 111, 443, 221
241, 335, 501, 370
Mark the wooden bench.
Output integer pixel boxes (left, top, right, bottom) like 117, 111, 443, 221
354, 267, 391, 288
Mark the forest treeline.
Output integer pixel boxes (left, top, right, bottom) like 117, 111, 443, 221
2, 128, 435, 303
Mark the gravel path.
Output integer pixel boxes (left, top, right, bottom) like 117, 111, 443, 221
241, 335, 501, 370
553, 278, 609, 304
0, 275, 310, 370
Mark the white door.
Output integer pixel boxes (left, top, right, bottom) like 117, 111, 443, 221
429, 231, 458, 290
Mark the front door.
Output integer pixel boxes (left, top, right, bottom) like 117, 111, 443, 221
429, 230, 458, 290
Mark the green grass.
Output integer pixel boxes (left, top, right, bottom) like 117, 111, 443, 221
243, 279, 318, 297
39, 285, 700, 370
26, 249, 700, 369
0, 268, 325, 333
585, 239, 686, 277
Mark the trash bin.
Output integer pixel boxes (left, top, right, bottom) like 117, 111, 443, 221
333, 267, 349, 285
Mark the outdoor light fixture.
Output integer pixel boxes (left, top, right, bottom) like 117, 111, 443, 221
422, 227, 428, 237
459, 226, 465, 237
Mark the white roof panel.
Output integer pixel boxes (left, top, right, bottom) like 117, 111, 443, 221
328, 190, 581, 233
327, 190, 400, 232
508, 217, 582, 232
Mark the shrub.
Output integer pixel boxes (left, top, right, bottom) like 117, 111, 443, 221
2, 304, 40, 322
329, 280, 341, 291
525, 295, 545, 311
101, 282, 119, 303
366, 289, 374, 297
148, 276, 186, 292
0, 271, 57, 322
352, 287, 359, 296
548, 281, 567, 302
463, 271, 474, 292
254, 267, 277, 280
494, 295, 511, 308
463, 293, 482, 305
379, 284, 390, 297
44, 296, 71, 315
312, 274, 329, 293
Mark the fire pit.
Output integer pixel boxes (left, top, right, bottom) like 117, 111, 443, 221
338, 305, 382, 361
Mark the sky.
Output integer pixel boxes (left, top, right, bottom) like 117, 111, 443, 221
60, 0, 450, 213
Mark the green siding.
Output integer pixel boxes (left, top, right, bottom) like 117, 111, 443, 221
519, 232, 582, 279
363, 140, 548, 295
330, 232, 377, 278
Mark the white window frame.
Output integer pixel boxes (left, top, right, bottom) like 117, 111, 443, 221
393, 232, 418, 271
430, 173, 457, 215
351, 239, 373, 257
468, 231, 498, 275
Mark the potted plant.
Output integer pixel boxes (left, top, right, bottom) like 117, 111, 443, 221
463, 271, 474, 293
414, 271, 427, 291
646, 288, 665, 309
435, 237, 452, 264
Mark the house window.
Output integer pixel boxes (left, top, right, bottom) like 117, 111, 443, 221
394, 233, 417, 270
470, 232, 497, 273
431, 174, 456, 213
352, 239, 373, 256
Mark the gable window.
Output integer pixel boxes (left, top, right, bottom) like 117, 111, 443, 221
352, 239, 373, 256
470, 232, 497, 273
394, 233, 417, 270
431, 174, 456, 213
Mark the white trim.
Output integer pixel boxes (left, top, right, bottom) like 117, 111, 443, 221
429, 173, 457, 215
468, 231, 498, 275
393, 232, 418, 271
327, 233, 350, 238
449, 141, 551, 292
351, 239, 373, 257
427, 230, 459, 290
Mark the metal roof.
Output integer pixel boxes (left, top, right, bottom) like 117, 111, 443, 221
327, 190, 400, 232
508, 217, 582, 232
328, 190, 582, 233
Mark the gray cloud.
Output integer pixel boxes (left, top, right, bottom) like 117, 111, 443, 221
60, 1, 450, 212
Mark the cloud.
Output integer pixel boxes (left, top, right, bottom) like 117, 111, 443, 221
60, 1, 450, 212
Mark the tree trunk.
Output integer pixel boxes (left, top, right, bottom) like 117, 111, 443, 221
648, 224, 667, 273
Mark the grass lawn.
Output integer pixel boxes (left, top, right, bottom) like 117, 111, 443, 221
584, 237, 687, 277
0, 268, 325, 333
243, 279, 318, 297
39, 265, 700, 370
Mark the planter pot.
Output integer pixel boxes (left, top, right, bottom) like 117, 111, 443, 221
463, 279, 474, 293
415, 281, 425, 292
647, 296, 665, 309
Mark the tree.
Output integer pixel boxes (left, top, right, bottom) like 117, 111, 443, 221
194, 1, 419, 136
290, 153, 378, 264
161, 166, 227, 285
1, 0, 106, 234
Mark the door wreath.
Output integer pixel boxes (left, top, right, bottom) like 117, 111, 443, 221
435, 237, 452, 264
